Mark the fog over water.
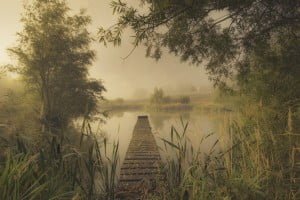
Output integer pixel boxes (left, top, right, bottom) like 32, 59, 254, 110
90, 110, 229, 164
0, 0, 213, 99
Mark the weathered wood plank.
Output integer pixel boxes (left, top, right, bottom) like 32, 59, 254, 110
116, 116, 164, 199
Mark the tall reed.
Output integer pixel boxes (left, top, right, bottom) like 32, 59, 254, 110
0, 116, 120, 200
160, 113, 299, 199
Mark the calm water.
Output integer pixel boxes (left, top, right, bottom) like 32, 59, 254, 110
91, 110, 231, 164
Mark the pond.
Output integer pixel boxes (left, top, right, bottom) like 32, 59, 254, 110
90, 110, 233, 164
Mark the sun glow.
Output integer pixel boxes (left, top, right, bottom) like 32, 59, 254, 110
0, 44, 11, 68
7, 71, 20, 80
0, 49, 6, 63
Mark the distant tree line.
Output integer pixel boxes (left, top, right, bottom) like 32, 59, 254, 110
150, 88, 190, 105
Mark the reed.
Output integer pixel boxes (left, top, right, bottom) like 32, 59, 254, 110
0, 117, 120, 200
0, 106, 299, 199
159, 110, 300, 199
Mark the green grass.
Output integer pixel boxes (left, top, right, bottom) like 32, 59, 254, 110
1, 106, 299, 199
156, 108, 300, 199
0, 118, 120, 200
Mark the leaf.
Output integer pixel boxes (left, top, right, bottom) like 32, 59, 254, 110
161, 138, 180, 150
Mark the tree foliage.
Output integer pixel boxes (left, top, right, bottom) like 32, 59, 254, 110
150, 87, 165, 104
99, 0, 299, 81
99, 0, 300, 115
9, 0, 105, 132
237, 32, 300, 108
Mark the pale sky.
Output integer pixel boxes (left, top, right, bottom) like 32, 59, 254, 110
0, 0, 213, 99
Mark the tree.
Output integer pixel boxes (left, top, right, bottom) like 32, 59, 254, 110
236, 31, 300, 132
99, 0, 300, 122
9, 0, 105, 132
238, 33, 300, 107
150, 87, 165, 104
99, 0, 299, 86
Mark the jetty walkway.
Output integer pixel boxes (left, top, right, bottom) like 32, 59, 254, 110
116, 116, 164, 199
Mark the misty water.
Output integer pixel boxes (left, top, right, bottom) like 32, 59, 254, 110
91, 110, 232, 164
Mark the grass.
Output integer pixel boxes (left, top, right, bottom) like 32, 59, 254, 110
0, 117, 120, 200
0, 105, 299, 199
157, 108, 300, 199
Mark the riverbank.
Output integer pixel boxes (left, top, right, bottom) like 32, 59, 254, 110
100, 93, 234, 113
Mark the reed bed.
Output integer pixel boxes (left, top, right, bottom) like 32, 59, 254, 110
157, 110, 300, 200
0, 118, 120, 200
0, 107, 299, 199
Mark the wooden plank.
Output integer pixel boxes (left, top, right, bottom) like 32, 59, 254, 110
121, 166, 158, 170
120, 168, 161, 174
119, 174, 165, 182
116, 116, 165, 199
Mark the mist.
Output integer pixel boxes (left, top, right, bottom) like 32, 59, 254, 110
0, 0, 299, 199
0, 0, 213, 100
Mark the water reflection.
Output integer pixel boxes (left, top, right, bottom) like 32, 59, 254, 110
149, 111, 191, 130
91, 110, 228, 164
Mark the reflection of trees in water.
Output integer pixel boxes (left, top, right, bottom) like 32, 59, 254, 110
149, 112, 191, 130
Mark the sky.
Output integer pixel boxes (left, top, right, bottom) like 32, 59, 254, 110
0, 0, 213, 99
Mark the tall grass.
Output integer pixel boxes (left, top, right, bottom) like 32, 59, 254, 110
160, 111, 300, 199
0, 117, 119, 200
1, 105, 299, 199
0, 153, 75, 200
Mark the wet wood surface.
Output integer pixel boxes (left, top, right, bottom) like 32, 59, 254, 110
116, 116, 164, 199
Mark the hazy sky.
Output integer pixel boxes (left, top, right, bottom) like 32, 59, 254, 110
0, 0, 212, 99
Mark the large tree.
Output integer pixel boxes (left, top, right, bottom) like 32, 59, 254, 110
9, 0, 105, 132
99, 0, 300, 110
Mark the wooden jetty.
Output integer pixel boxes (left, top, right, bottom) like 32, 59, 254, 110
116, 116, 164, 199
